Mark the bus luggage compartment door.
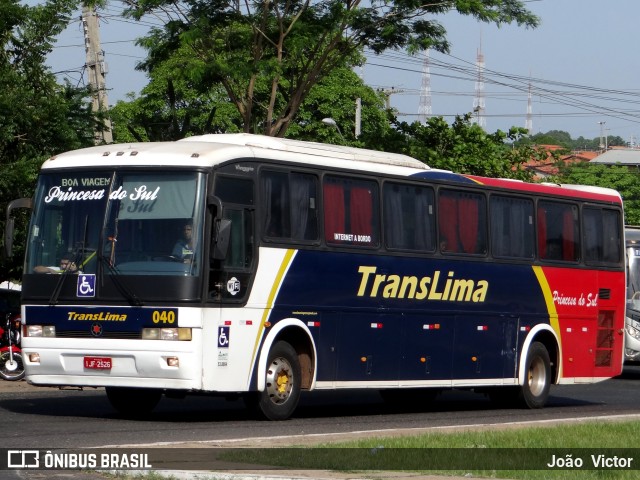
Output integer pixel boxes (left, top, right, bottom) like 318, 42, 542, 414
452, 315, 518, 381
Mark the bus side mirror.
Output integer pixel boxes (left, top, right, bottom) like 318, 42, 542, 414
4, 197, 32, 259
212, 219, 231, 260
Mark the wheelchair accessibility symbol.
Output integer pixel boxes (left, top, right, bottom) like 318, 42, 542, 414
218, 326, 230, 348
77, 274, 96, 298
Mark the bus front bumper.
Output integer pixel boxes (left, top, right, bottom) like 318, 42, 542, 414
21, 339, 202, 391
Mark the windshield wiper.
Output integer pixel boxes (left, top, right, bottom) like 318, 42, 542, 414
47, 266, 71, 306
97, 253, 143, 307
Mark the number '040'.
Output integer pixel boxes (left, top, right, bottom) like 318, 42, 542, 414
152, 310, 176, 324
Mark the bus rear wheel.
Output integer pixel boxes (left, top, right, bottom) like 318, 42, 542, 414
488, 342, 551, 408
248, 341, 301, 421
106, 387, 162, 417
519, 341, 551, 409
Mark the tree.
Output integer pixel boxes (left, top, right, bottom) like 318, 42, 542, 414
524, 130, 572, 149
557, 162, 640, 225
284, 67, 390, 145
111, 62, 392, 146
123, 0, 539, 137
605, 135, 626, 148
110, 42, 242, 142
387, 114, 540, 180
0, 0, 97, 280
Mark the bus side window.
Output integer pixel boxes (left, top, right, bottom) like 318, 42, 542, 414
584, 207, 622, 264
384, 182, 435, 252
324, 176, 379, 248
261, 170, 319, 242
490, 195, 534, 259
538, 201, 579, 262
438, 189, 487, 255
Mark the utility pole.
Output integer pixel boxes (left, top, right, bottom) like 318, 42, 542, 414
355, 66, 362, 138
355, 98, 361, 138
82, 4, 113, 144
378, 87, 404, 110
598, 121, 606, 152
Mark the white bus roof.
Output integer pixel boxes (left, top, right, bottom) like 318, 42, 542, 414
42, 133, 430, 174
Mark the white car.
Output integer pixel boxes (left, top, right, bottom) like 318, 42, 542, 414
625, 227, 640, 362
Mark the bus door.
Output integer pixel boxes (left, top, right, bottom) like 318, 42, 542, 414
209, 174, 255, 303
452, 315, 518, 381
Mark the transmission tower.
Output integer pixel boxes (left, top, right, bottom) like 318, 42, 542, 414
525, 79, 533, 133
418, 50, 432, 124
472, 44, 486, 129
82, 4, 113, 144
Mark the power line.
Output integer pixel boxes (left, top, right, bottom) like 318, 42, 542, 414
366, 49, 640, 128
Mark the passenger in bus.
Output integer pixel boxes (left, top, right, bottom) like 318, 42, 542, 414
172, 222, 195, 263
34, 253, 79, 274
545, 240, 563, 261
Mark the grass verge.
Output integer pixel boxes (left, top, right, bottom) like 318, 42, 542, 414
219, 419, 640, 479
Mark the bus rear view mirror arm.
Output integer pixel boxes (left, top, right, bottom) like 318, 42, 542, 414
4, 197, 32, 258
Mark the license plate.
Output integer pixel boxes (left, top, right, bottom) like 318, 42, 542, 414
84, 356, 112, 370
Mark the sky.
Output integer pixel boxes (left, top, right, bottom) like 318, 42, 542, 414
40, 0, 640, 144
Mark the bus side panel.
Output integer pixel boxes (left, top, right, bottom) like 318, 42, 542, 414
272, 250, 550, 386
535, 267, 624, 381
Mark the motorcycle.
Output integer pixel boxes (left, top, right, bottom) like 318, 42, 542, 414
0, 313, 25, 381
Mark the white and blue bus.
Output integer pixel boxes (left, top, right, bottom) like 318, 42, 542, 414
5, 134, 625, 419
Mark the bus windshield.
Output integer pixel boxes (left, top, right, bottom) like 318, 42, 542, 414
25, 171, 205, 278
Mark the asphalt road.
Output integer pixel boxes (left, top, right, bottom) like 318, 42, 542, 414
2, 367, 640, 480
1, 365, 640, 450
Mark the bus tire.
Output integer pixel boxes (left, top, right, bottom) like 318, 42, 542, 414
106, 387, 162, 417
519, 341, 551, 409
251, 341, 301, 421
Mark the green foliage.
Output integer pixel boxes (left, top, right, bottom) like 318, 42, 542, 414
123, 0, 538, 137
0, 0, 96, 280
111, 63, 391, 146
558, 162, 640, 225
285, 67, 390, 146
522, 130, 628, 150
388, 114, 537, 180
110, 42, 242, 142
221, 420, 640, 479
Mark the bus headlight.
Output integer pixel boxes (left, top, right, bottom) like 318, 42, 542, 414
142, 328, 192, 341
26, 325, 56, 337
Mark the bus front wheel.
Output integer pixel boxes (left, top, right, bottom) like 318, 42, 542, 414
519, 341, 551, 409
106, 387, 162, 417
248, 341, 301, 421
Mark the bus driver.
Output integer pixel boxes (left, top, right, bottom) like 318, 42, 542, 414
172, 222, 195, 263
34, 253, 79, 274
